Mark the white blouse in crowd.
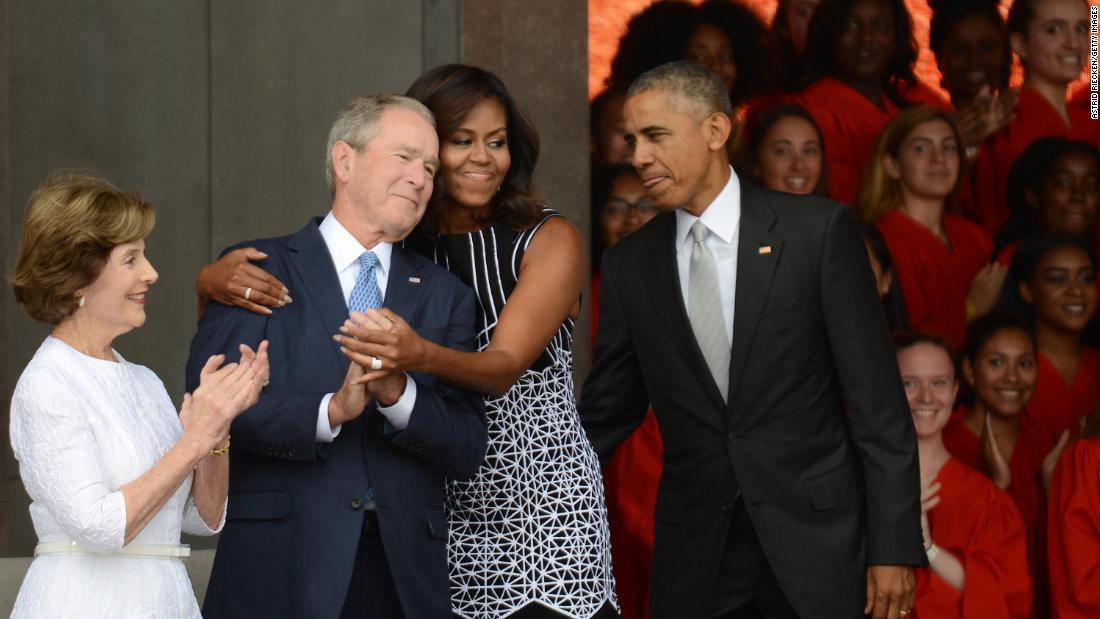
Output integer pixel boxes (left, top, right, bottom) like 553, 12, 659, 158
9, 336, 223, 618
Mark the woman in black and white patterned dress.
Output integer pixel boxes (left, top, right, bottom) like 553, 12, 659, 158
196, 64, 617, 619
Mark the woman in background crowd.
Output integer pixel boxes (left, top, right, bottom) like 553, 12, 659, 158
862, 223, 910, 332
971, 0, 1098, 235
791, 0, 934, 205
1012, 232, 1098, 455
591, 87, 633, 166
858, 107, 999, 349
895, 331, 1031, 618
1047, 417, 1100, 619
942, 313, 1059, 618
769, 0, 822, 90
9, 173, 267, 618
736, 102, 826, 196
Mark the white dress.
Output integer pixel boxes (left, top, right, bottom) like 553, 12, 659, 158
9, 336, 222, 618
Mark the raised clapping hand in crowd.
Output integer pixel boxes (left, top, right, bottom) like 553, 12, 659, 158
966, 263, 1009, 320
953, 86, 1019, 152
181, 341, 269, 453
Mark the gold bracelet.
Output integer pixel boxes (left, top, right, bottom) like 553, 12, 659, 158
209, 437, 230, 457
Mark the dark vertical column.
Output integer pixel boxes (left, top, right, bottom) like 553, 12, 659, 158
0, 0, 11, 551
461, 0, 592, 381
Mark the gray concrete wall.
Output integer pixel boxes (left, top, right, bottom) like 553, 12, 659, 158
1, 0, 589, 558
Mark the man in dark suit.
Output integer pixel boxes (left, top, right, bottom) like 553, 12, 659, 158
581, 62, 925, 619
186, 94, 487, 618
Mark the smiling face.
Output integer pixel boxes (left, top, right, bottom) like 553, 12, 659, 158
1034, 151, 1100, 236
341, 107, 439, 241
833, 0, 896, 84
78, 239, 158, 338
1022, 245, 1097, 334
965, 328, 1038, 418
440, 98, 512, 210
623, 88, 730, 213
1013, 0, 1089, 86
754, 115, 823, 195
898, 342, 959, 440
685, 23, 737, 92
939, 15, 1008, 104
885, 119, 960, 202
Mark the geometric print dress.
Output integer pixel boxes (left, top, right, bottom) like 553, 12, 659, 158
428, 208, 617, 619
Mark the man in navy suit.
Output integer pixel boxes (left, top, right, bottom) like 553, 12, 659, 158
186, 94, 487, 618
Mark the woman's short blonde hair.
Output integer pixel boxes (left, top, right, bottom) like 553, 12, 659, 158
855, 106, 963, 224
11, 171, 155, 324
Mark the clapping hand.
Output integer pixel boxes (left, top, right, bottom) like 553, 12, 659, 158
920, 476, 942, 552
966, 263, 1008, 320
953, 86, 1019, 150
1042, 429, 1071, 492
334, 310, 413, 405
981, 411, 1012, 489
180, 341, 269, 451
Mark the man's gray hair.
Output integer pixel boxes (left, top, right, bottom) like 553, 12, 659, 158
325, 94, 435, 194
627, 61, 733, 121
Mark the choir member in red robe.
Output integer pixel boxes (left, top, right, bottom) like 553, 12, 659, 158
790, 0, 930, 205
969, 0, 1098, 235
1047, 434, 1100, 619
896, 330, 1031, 618
940, 313, 1063, 618
858, 107, 999, 350
1013, 233, 1099, 450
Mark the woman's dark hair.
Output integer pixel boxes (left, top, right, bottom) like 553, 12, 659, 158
797, 0, 919, 108
607, 0, 771, 106
995, 137, 1100, 251
590, 86, 626, 144
964, 311, 1036, 364
590, 164, 640, 272
770, 0, 812, 91
1010, 230, 1097, 288
861, 223, 911, 331
736, 103, 828, 196
892, 330, 960, 380
405, 64, 542, 230
929, 0, 1011, 93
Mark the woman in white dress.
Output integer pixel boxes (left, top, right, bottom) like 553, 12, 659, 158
8, 172, 268, 618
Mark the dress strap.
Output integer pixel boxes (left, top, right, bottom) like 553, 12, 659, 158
510, 207, 563, 279
35, 540, 191, 560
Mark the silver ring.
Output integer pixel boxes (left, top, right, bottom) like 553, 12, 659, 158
244, 287, 252, 301
370, 356, 383, 371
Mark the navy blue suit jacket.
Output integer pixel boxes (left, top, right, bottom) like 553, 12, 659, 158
186, 218, 487, 619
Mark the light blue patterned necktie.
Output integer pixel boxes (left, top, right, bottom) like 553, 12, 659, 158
347, 250, 381, 506
348, 251, 382, 314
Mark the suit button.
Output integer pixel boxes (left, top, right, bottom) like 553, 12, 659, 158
721, 502, 731, 513
350, 498, 363, 510
727, 432, 738, 444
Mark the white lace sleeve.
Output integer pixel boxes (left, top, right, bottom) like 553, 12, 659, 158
10, 371, 127, 553
182, 494, 225, 536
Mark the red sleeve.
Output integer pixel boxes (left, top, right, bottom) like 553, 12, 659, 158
1048, 440, 1100, 619
958, 486, 1032, 618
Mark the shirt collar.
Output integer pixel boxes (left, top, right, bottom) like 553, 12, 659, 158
675, 166, 741, 246
319, 211, 392, 276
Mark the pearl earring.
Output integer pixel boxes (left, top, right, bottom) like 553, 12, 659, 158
78, 296, 85, 308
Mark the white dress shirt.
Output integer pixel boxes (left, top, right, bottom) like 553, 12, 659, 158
674, 167, 740, 346
316, 211, 416, 441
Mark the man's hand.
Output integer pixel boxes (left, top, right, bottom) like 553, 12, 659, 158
864, 565, 915, 619
328, 361, 368, 429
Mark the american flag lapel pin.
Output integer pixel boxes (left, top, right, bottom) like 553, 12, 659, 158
758, 245, 772, 255
408, 276, 421, 284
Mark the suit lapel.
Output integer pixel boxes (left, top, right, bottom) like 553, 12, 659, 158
286, 219, 349, 366
647, 213, 727, 410
726, 184, 782, 407
383, 247, 426, 321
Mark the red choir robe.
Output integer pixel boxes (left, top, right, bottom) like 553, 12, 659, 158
877, 210, 992, 350
943, 410, 1050, 618
791, 77, 902, 205
602, 411, 662, 619
915, 457, 1032, 618
971, 86, 1100, 236
1047, 438, 1100, 619
1023, 348, 1100, 450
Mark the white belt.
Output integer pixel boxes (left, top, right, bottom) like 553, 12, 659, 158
34, 541, 190, 560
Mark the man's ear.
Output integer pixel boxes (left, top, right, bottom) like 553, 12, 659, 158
704, 112, 732, 152
332, 141, 355, 184
883, 154, 901, 180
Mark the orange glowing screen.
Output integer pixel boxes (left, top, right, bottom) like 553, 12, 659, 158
589, 0, 1095, 100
